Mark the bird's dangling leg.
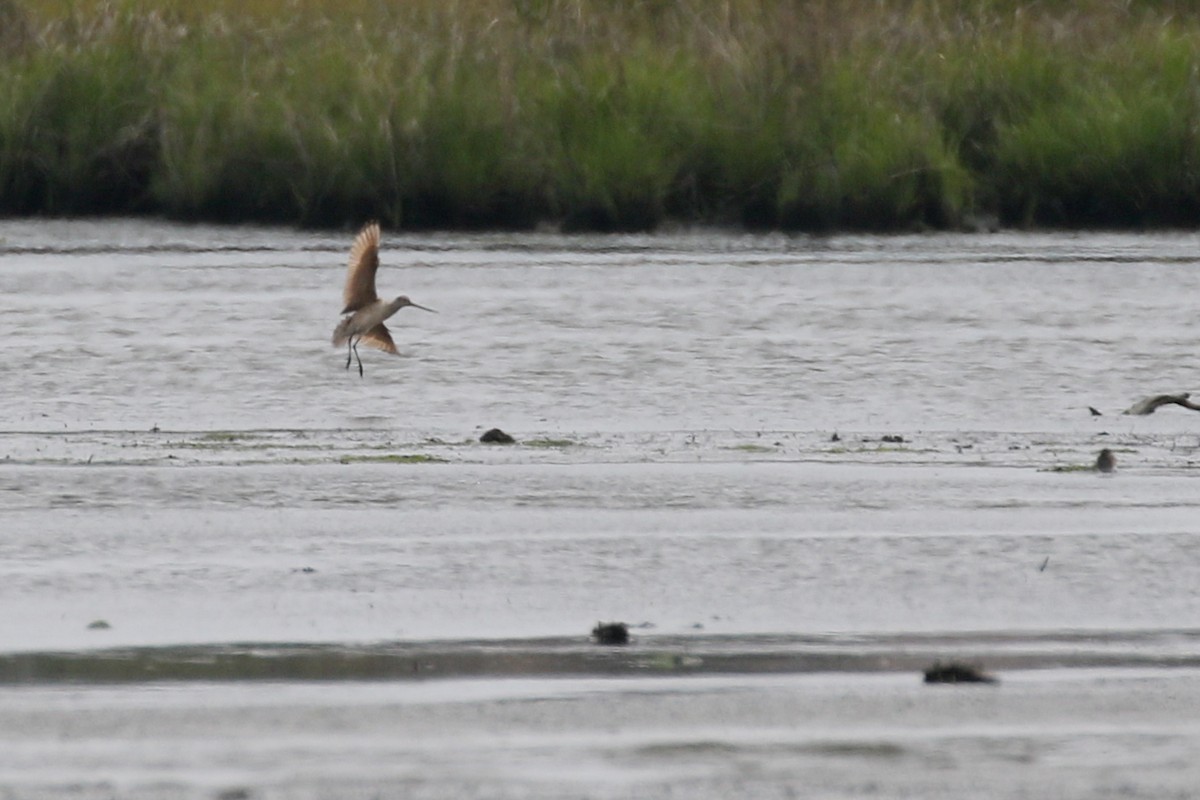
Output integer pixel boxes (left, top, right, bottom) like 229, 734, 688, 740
345, 338, 354, 371
352, 338, 364, 378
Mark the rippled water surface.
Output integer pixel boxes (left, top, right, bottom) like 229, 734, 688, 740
3, 220, 1200, 798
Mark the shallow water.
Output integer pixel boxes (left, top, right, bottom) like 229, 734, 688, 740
5, 669, 1200, 800
3, 220, 1200, 797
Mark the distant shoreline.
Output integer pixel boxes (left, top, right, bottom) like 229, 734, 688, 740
3, 1, 1200, 232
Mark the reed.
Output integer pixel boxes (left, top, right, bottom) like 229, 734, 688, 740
989, 26, 1200, 225
2, 0, 1200, 230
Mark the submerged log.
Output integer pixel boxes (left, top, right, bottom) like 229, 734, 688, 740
1122, 393, 1200, 415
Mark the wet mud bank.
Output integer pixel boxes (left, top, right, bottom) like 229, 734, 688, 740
5, 630, 1200, 685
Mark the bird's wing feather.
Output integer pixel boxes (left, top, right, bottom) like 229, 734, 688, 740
342, 221, 381, 312
331, 315, 354, 347
359, 323, 398, 354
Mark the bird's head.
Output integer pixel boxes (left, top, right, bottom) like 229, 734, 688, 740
392, 295, 437, 313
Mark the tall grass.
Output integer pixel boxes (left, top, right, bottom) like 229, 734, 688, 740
2, 0, 1200, 230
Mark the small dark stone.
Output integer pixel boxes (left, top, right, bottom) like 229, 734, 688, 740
591, 622, 629, 645
480, 428, 516, 444
1095, 448, 1116, 473
923, 661, 997, 684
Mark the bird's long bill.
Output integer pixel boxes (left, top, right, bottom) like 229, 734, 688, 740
410, 302, 437, 313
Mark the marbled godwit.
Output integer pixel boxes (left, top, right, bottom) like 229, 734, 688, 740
332, 221, 435, 377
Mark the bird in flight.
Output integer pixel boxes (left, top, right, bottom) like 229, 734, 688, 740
332, 221, 435, 377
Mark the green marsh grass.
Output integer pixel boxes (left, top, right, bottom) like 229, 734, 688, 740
4, 0, 1200, 229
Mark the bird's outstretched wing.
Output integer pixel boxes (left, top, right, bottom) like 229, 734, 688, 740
359, 323, 398, 354
341, 221, 381, 313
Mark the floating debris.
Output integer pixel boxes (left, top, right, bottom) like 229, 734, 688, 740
1088, 406, 1102, 416
86, 620, 111, 630
881, 435, 904, 443
830, 432, 840, 442
923, 661, 997, 684
591, 622, 629, 645
1095, 448, 1116, 473
1123, 393, 1200, 415
480, 428, 516, 444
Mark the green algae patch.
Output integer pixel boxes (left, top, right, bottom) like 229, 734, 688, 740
201, 431, 252, 443
1042, 463, 1101, 473
523, 438, 578, 449
173, 433, 284, 450
337, 454, 447, 464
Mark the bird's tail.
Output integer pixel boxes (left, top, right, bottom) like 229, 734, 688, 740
332, 317, 353, 347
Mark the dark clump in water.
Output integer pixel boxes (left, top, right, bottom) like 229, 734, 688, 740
923, 661, 997, 684
1123, 392, 1200, 415
592, 622, 630, 645
1095, 448, 1116, 473
480, 428, 516, 444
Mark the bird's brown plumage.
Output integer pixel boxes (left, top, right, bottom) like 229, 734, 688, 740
359, 323, 397, 354
333, 222, 435, 376
341, 221, 381, 313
